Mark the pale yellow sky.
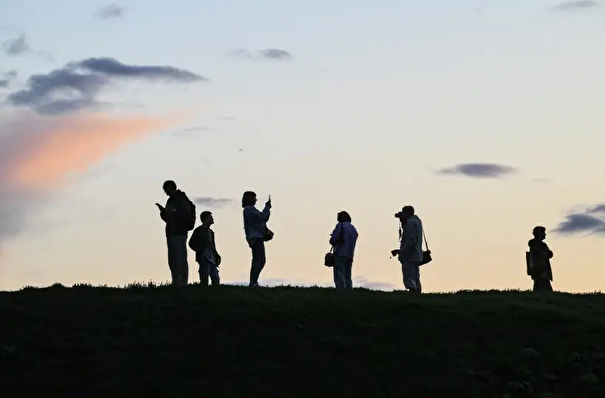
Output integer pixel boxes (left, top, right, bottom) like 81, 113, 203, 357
1, 0, 604, 292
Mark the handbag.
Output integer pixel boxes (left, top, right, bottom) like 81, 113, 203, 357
419, 227, 432, 266
324, 246, 335, 267
262, 225, 274, 242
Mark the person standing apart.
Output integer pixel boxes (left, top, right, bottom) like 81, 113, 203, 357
527, 226, 554, 292
242, 191, 272, 287
329, 211, 358, 289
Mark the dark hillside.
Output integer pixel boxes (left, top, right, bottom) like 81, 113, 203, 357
1, 284, 604, 398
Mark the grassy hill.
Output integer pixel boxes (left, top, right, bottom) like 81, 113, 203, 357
1, 284, 604, 398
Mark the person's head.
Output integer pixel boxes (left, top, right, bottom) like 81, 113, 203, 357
337, 211, 352, 223
533, 226, 546, 241
242, 191, 257, 208
162, 180, 177, 196
395, 205, 415, 222
200, 211, 214, 226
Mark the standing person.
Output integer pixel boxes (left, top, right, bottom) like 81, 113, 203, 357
189, 211, 221, 287
391, 206, 424, 293
329, 211, 359, 289
155, 180, 195, 286
242, 191, 271, 287
527, 226, 554, 292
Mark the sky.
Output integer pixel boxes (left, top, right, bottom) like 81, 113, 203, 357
1, 0, 604, 293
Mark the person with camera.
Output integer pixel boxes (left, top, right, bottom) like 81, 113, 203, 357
242, 191, 272, 287
328, 211, 359, 289
391, 206, 424, 293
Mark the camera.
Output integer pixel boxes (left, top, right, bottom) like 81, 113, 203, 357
394, 212, 403, 219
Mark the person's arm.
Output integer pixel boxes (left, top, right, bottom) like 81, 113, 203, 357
213, 231, 221, 265
246, 205, 271, 223
329, 223, 342, 246
401, 221, 418, 255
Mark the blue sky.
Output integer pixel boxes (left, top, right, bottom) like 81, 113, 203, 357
1, 0, 604, 292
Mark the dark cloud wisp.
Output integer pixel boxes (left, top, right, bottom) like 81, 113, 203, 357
553, 203, 605, 236
5, 57, 207, 115
436, 163, 517, 179
96, 3, 124, 19
193, 197, 235, 208
76, 57, 205, 82
230, 48, 293, 61
553, 213, 605, 235
3, 34, 30, 56
553, 1, 599, 11
587, 203, 605, 214
258, 49, 292, 60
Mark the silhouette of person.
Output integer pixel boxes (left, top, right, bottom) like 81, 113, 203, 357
155, 180, 194, 286
189, 211, 221, 286
527, 226, 554, 292
392, 206, 424, 293
329, 211, 359, 289
242, 191, 271, 287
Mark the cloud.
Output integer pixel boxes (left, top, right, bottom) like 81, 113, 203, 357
193, 197, 235, 208
552, 214, 605, 235
258, 49, 292, 60
587, 203, 605, 214
6, 57, 207, 115
353, 277, 397, 291
230, 48, 293, 61
553, 203, 605, 236
96, 3, 124, 19
436, 163, 517, 179
0, 111, 185, 249
2, 34, 30, 56
0, 71, 17, 88
553, 1, 599, 11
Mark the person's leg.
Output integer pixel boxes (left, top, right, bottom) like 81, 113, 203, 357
545, 279, 553, 291
198, 260, 210, 287
173, 235, 189, 285
249, 240, 266, 286
333, 256, 347, 289
344, 258, 353, 289
416, 264, 422, 294
210, 265, 220, 286
401, 260, 419, 292
167, 237, 178, 285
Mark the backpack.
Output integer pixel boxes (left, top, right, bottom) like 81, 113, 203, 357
185, 198, 196, 231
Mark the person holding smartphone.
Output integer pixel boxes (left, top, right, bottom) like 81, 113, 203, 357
241, 191, 271, 287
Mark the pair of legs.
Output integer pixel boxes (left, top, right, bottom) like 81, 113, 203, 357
400, 260, 422, 293
333, 255, 353, 289
167, 235, 189, 285
249, 239, 266, 287
533, 277, 553, 292
198, 260, 220, 286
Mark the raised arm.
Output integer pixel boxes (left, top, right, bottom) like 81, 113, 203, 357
246, 204, 271, 223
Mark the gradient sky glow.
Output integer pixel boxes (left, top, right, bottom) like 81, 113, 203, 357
1, 0, 604, 292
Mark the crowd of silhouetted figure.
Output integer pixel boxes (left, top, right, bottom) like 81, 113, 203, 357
156, 180, 555, 293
